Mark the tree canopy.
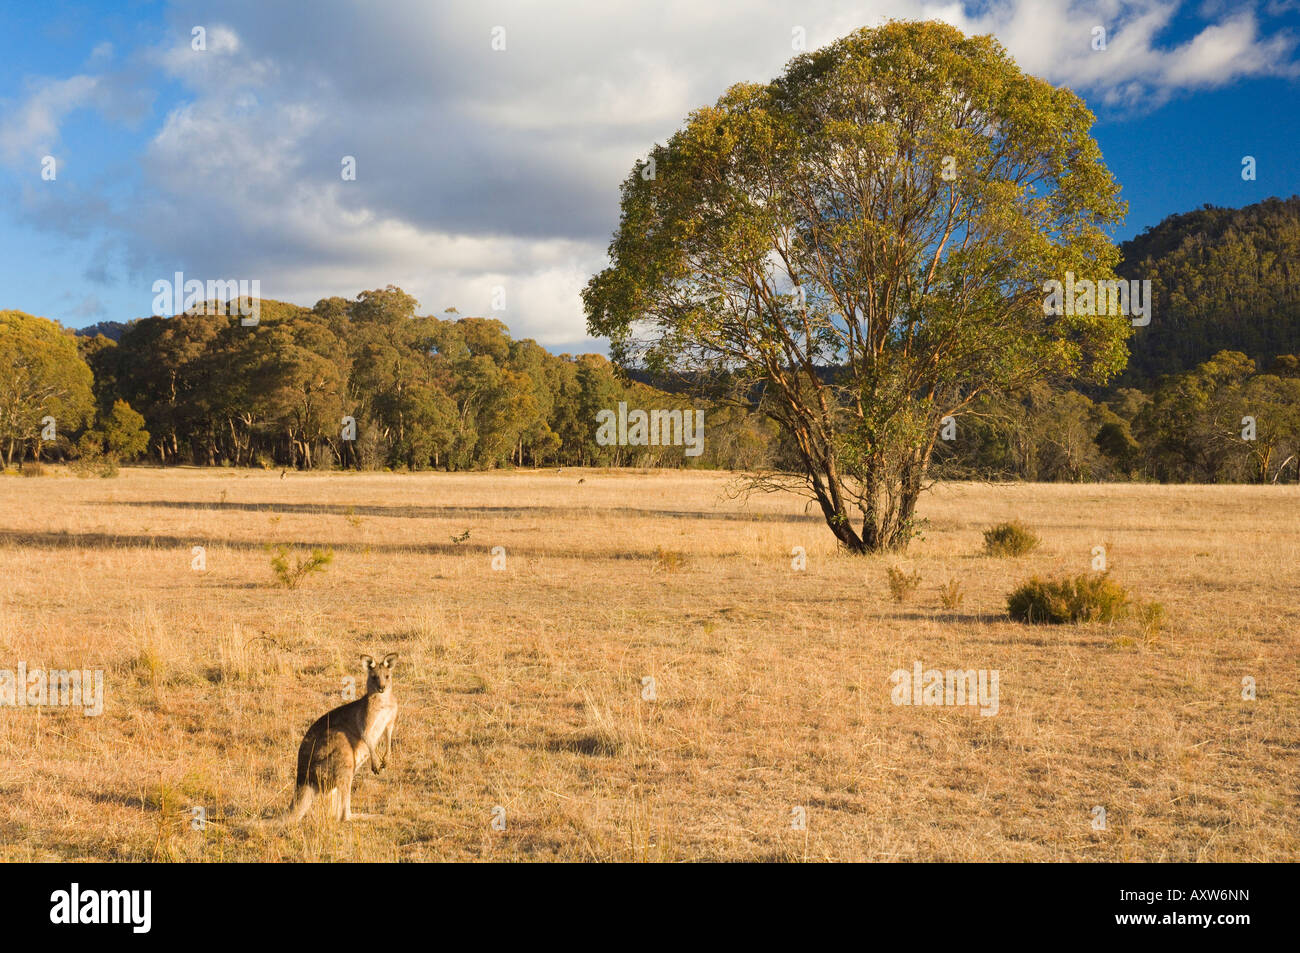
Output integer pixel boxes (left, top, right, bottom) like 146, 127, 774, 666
585, 20, 1131, 551
0, 309, 94, 466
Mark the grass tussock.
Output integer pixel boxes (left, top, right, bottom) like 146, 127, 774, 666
886, 565, 922, 602
938, 578, 965, 609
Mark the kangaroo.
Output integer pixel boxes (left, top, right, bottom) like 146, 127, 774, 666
286, 653, 398, 822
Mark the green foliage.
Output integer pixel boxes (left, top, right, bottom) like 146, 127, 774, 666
268, 546, 334, 590
1006, 573, 1130, 624
935, 347, 1300, 484
0, 310, 95, 467
982, 521, 1040, 556
80, 399, 150, 462
1133, 350, 1300, 483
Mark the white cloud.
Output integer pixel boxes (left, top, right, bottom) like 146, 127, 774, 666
0, 74, 99, 164
4, 0, 1298, 343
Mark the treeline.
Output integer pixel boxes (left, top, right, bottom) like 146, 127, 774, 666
934, 351, 1300, 483
3, 289, 777, 471
2, 300, 1296, 482
3, 198, 1297, 481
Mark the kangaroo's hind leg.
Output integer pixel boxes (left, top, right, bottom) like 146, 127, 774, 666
343, 752, 382, 820
338, 762, 356, 821
286, 783, 315, 823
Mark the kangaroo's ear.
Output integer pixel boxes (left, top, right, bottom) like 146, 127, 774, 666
382, 652, 398, 667
360, 654, 375, 668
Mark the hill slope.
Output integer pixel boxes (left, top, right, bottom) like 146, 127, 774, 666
1117, 196, 1300, 383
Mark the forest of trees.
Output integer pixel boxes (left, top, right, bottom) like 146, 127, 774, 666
3, 288, 778, 473
1, 198, 1296, 483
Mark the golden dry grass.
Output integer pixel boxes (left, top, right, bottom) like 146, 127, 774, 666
0, 466, 1296, 861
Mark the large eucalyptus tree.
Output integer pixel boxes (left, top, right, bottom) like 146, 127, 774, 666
585, 21, 1131, 551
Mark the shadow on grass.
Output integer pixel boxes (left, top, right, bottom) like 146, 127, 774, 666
109, 498, 825, 524
0, 529, 754, 564
542, 732, 626, 757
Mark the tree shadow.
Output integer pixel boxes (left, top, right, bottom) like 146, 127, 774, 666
109, 499, 825, 524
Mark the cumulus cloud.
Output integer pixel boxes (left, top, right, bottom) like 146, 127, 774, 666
2, 0, 1298, 344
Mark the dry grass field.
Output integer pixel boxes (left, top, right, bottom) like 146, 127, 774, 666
0, 466, 1296, 862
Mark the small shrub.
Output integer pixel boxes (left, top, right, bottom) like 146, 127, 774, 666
886, 565, 922, 603
939, 578, 964, 609
1135, 601, 1166, 642
20, 462, 46, 477
268, 545, 334, 590
1006, 573, 1130, 624
69, 448, 119, 479
983, 521, 1040, 557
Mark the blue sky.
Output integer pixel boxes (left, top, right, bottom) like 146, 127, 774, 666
2, 0, 1298, 352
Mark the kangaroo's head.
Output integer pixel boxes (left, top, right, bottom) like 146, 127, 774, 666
360, 653, 398, 695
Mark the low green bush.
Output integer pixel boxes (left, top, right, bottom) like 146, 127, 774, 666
983, 521, 1040, 556
1006, 572, 1130, 624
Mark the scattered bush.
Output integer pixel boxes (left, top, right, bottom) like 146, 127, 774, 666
939, 578, 965, 609
1006, 572, 1130, 623
268, 545, 334, 589
886, 565, 922, 603
983, 521, 1040, 556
